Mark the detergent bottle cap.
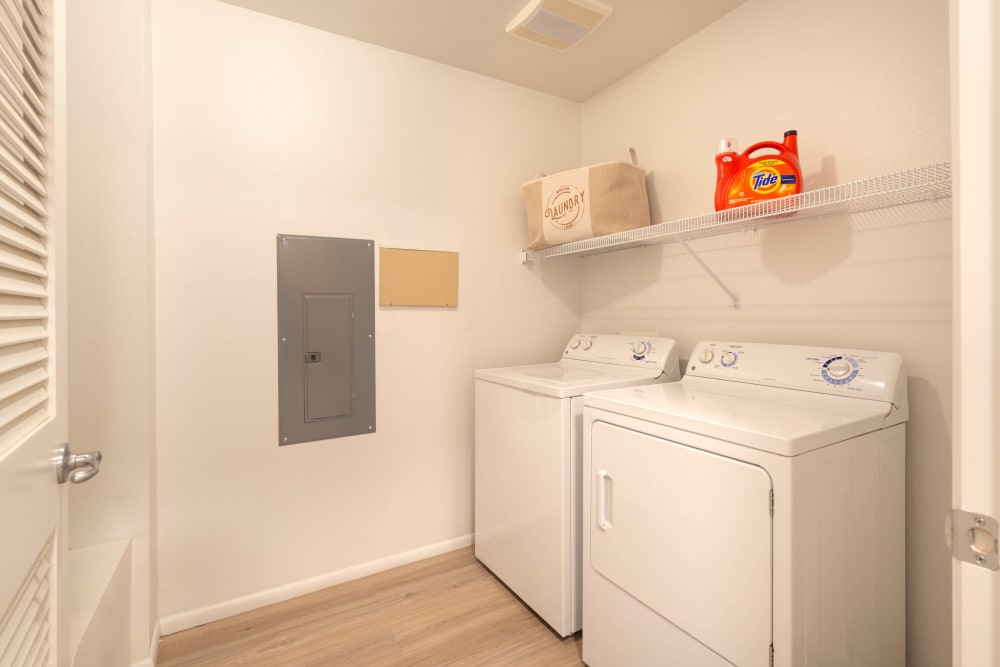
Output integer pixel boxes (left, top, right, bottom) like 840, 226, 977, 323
717, 138, 737, 155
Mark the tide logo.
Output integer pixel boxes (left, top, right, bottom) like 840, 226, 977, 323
749, 166, 782, 194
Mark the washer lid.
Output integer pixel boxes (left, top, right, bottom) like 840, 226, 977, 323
584, 376, 902, 456
475, 360, 666, 398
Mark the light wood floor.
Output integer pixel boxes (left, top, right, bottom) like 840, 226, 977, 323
157, 547, 584, 666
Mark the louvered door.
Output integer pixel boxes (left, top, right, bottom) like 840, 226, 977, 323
0, 0, 69, 665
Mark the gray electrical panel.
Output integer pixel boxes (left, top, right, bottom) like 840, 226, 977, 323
277, 235, 375, 445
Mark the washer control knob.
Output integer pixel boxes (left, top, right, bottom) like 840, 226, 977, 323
632, 341, 648, 357
827, 359, 852, 378
698, 348, 715, 364
720, 351, 738, 367
581, 338, 593, 351
569, 338, 581, 350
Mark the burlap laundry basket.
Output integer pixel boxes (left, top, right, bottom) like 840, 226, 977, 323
522, 148, 650, 250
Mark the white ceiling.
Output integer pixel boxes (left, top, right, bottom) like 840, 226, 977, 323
218, 0, 747, 101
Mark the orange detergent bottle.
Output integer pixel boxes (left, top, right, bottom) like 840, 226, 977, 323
714, 130, 802, 211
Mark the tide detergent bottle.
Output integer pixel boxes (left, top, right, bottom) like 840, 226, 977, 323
714, 130, 802, 211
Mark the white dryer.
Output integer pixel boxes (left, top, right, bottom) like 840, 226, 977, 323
475, 334, 680, 637
582, 341, 908, 667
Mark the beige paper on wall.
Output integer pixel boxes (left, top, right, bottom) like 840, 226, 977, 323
379, 248, 458, 307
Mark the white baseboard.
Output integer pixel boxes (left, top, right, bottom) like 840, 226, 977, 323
158, 534, 473, 636
131, 620, 160, 667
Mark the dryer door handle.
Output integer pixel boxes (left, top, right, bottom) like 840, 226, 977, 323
597, 469, 613, 530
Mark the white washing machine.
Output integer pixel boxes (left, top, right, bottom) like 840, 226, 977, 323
582, 341, 908, 667
475, 334, 681, 637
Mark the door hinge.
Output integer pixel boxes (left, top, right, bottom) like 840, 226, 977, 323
769, 643, 774, 667
769, 490, 774, 517
947, 509, 999, 571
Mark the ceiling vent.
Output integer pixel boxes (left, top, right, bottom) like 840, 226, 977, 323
506, 0, 613, 51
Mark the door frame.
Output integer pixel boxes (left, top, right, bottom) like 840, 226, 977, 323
951, 0, 999, 664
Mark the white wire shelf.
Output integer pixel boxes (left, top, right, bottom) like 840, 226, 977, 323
520, 162, 952, 262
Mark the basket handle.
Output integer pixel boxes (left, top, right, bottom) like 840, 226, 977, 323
532, 148, 638, 180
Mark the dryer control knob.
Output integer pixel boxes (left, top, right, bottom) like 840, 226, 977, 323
827, 359, 852, 378
569, 338, 581, 350
698, 348, 715, 364
632, 341, 648, 357
720, 351, 738, 367
581, 338, 593, 351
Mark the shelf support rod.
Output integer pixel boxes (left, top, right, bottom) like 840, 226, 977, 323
675, 238, 741, 310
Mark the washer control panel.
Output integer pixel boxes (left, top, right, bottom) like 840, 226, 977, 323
821, 356, 859, 384
563, 334, 679, 371
684, 341, 906, 402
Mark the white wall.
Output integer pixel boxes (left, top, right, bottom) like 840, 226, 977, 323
66, 0, 156, 662
579, 0, 951, 664
152, 0, 581, 627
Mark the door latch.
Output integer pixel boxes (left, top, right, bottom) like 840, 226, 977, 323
55, 443, 103, 485
947, 509, 999, 571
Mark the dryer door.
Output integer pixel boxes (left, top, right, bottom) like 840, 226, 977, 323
590, 421, 773, 667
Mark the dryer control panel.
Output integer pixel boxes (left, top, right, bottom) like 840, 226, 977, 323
564, 334, 679, 372
685, 341, 907, 405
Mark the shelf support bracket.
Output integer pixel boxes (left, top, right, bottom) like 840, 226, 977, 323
676, 238, 741, 310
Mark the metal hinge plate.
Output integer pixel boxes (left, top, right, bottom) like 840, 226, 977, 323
947, 509, 999, 571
